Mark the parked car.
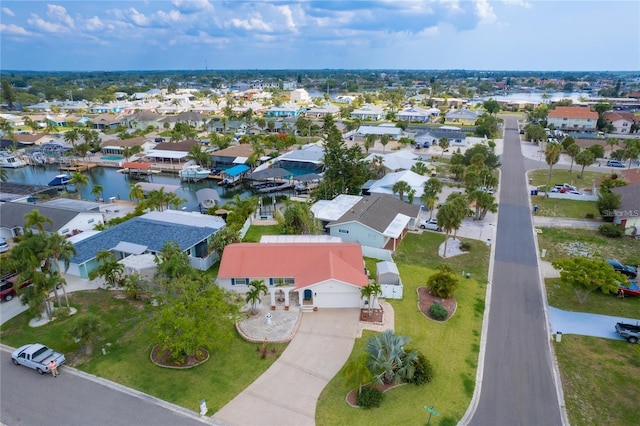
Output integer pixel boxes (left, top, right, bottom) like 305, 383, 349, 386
11, 343, 66, 374
615, 322, 640, 344
419, 219, 442, 232
154, 137, 165, 143
0, 273, 31, 302
606, 259, 638, 278
0, 237, 9, 253
607, 160, 625, 168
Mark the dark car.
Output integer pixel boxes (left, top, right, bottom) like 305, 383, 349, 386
606, 259, 638, 278
154, 137, 165, 143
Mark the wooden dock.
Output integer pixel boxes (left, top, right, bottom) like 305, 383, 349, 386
59, 163, 97, 172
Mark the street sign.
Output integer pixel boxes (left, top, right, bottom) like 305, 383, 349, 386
424, 405, 440, 416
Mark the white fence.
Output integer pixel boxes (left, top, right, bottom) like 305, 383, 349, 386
361, 245, 393, 261
546, 192, 598, 201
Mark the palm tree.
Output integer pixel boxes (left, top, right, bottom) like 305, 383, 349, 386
421, 177, 443, 219
365, 330, 419, 385
566, 143, 581, 172
392, 180, 411, 202
91, 184, 104, 201
438, 137, 449, 158
342, 353, 373, 397
66, 314, 105, 355
64, 129, 80, 147
436, 202, 465, 255
128, 183, 144, 203
187, 144, 210, 167
23, 209, 53, 234
606, 137, 618, 157
88, 250, 124, 287
544, 142, 562, 193
410, 162, 429, 176
363, 134, 377, 154
575, 150, 596, 179
246, 280, 268, 315
70, 171, 89, 197
46, 232, 76, 309
360, 282, 382, 317
379, 134, 391, 153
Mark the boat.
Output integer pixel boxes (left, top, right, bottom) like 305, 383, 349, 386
0, 151, 27, 168
179, 161, 211, 182
48, 174, 71, 187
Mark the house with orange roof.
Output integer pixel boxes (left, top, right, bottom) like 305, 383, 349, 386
216, 241, 368, 310
547, 106, 598, 131
604, 111, 637, 134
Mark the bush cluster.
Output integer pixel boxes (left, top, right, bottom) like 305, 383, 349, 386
407, 352, 434, 385
459, 241, 471, 252
429, 302, 448, 320
599, 223, 624, 238
357, 386, 383, 409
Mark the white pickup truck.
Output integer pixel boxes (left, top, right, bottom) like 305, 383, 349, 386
11, 343, 66, 375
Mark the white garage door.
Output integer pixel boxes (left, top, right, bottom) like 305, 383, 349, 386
317, 290, 361, 308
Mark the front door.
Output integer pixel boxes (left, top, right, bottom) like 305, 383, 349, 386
303, 289, 312, 300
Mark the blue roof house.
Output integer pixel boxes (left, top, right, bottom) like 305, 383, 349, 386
67, 211, 225, 279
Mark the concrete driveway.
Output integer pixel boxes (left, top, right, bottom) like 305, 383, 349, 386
213, 309, 360, 426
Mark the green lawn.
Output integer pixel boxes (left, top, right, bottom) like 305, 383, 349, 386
537, 227, 640, 265
554, 335, 640, 426
243, 224, 282, 242
0, 290, 287, 415
317, 232, 489, 426
531, 195, 599, 219
528, 168, 609, 189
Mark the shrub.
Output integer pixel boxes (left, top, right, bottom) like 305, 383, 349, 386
357, 386, 383, 409
459, 241, 471, 252
407, 352, 434, 385
429, 302, 448, 320
599, 223, 624, 238
584, 213, 595, 219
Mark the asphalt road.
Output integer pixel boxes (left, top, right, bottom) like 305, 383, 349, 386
0, 349, 214, 426
468, 117, 564, 425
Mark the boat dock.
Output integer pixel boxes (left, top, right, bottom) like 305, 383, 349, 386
117, 162, 161, 178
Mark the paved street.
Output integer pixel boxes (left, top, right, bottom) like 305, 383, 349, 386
466, 117, 565, 425
0, 348, 213, 426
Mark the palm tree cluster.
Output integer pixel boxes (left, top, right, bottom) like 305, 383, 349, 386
128, 183, 186, 211
6, 210, 76, 320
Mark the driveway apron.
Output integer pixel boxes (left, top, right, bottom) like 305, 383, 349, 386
213, 309, 360, 426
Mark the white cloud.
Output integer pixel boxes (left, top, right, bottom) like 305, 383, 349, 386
277, 5, 297, 32
171, 0, 214, 13
475, 0, 497, 24
418, 26, 439, 37
128, 8, 152, 27
27, 14, 71, 33
227, 16, 272, 32
157, 9, 183, 24
0, 23, 31, 36
47, 4, 74, 28
2, 7, 15, 17
85, 16, 104, 31
503, 0, 532, 8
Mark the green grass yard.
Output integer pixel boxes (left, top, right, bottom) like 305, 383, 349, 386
316, 232, 489, 425
528, 168, 608, 189
530, 195, 599, 219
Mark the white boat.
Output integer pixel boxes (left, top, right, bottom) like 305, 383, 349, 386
179, 161, 210, 182
0, 151, 27, 168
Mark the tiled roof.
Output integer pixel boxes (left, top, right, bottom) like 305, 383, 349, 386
548, 106, 598, 119
217, 242, 368, 289
327, 194, 420, 233
70, 217, 217, 264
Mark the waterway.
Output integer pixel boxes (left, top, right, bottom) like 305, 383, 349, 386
3, 164, 246, 212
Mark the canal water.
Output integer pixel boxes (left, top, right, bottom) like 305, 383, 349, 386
3, 165, 246, 212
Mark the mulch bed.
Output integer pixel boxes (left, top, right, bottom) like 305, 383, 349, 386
346, 382, 405, 407
150, 345, 209, 368
360, 308, 383, 323
417, 287, 457, 321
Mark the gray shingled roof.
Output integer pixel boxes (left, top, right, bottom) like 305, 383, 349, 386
0, 202, 84, 233
611, 184, 640, 215
70, 217, 217, 264
326, 194, 420, 233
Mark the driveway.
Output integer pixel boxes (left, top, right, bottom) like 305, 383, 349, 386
213, 309, 360, 426
549, 307, 640, 341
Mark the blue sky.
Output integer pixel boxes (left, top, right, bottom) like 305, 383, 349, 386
1, 1, 638, 72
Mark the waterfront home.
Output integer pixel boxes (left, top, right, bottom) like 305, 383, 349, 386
216, 241, 368, 310
255, 143, 324, 175
312, 193, 420, 251
0, 200, 105, 240
100, 137, 149, 157
145, 139, 201, 165
364, 150, 433, 174
66, 210, 225, 278
211, 144, 273, 169
547, 106, 598, 131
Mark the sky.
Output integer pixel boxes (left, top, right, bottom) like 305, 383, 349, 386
1, 0, 639, 72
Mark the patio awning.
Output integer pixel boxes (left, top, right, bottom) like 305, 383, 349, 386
196, 188, 221, 206
224, 164, 250, 177
112, 241, 148, 255
232, 156, 248, 164
248, 168, 291, 180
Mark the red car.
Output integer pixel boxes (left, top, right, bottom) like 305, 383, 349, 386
0, 274, 31, 302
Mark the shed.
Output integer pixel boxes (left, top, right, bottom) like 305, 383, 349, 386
376, 261, 403, 299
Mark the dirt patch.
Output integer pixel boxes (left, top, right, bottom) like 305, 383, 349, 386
360, 307, 383, 323
150, 345, 209, 369
417, 287, 457, 321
